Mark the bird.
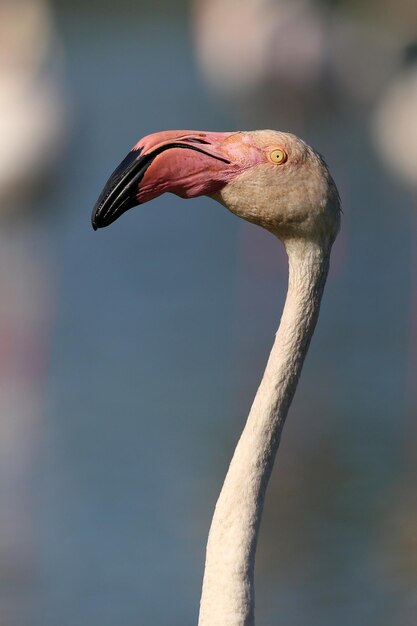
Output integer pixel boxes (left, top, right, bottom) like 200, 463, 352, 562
92, 129, 341, 626
0, 0, 66, 211
372, 41, 417, 189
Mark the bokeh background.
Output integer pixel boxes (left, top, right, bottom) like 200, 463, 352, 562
1, 1, 416, 624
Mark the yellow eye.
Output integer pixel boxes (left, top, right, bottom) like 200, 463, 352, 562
269, 148, 287, 164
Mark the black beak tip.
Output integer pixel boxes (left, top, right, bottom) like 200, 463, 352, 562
91, 199, 137, 231
91, 202, 101, 230
90, 147, 146, 232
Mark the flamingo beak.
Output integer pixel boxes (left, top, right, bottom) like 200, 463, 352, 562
91, 130, 239, 230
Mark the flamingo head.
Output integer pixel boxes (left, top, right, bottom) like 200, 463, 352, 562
92, 129, 340, 245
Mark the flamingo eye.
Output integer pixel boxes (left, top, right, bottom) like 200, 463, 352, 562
269, 148, 287, 164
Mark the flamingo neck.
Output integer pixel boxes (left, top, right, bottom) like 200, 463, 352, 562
198, 238, 331, 626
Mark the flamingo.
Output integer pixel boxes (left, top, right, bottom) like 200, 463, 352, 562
92, 130, 341, 626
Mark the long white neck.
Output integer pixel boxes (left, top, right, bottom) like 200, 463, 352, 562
198, 238, 331, 626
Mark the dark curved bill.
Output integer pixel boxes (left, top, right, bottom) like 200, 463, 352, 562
91, 147, 153, 230
91, 142, 231, 230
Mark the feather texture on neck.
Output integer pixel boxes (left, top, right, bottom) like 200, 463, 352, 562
198, 239, 330, 626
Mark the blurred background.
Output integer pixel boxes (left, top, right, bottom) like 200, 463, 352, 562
0, 0, 416, 624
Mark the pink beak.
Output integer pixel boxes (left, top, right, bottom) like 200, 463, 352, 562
92, 130, 248, 230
